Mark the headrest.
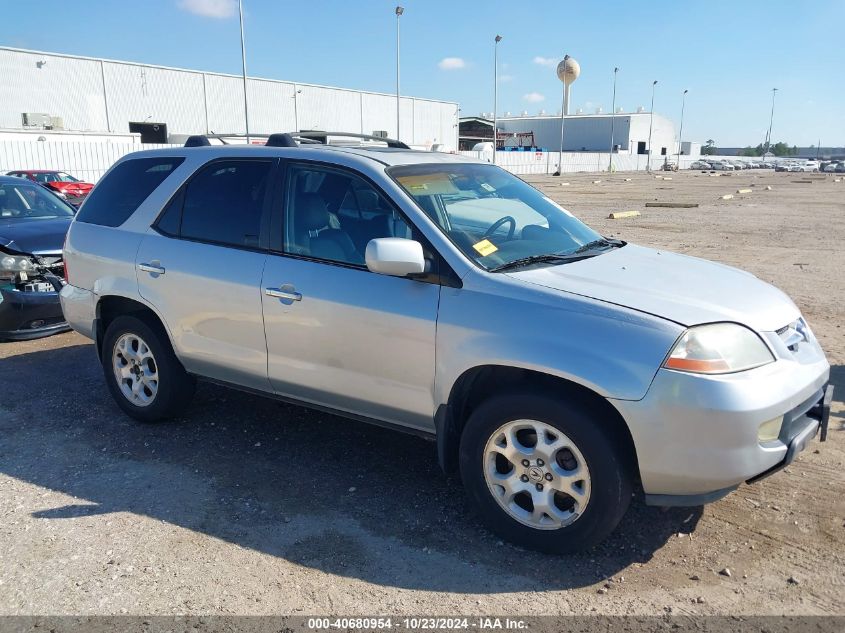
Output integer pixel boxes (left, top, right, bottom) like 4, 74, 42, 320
298, 193, 329, 232
357, 190, 379, 210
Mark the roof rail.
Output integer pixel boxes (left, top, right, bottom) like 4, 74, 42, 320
291, 131, 410, 150
182, 131, 411, 150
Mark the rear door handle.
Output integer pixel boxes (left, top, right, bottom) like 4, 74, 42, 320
265, 286, 302, 302
138, 262, 166, 275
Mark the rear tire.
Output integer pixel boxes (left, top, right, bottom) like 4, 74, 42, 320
459, 392, 632, 553
101, 314, 195, 422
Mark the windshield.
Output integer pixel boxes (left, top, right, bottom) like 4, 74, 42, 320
389, 163, 606, 270
0, 183, 76, 219
32, 172, 78, 183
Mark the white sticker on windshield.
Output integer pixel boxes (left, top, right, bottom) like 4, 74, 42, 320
543, 196, 573, 216
480, 183, 496, 192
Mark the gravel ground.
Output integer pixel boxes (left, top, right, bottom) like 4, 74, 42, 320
0, 169, 843, 616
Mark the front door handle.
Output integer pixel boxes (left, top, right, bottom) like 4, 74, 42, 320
138, 262, 165, 275
265, 286, 302, 303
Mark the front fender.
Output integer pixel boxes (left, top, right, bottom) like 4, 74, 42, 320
434, 276, 683, 406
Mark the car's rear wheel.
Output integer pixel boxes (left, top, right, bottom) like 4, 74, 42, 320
101, 314, 195, 422
459, 392, 632, 553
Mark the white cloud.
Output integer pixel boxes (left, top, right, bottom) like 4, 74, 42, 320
178, 0, 237, 19
533, 56, 559, 68
438, 57, 467, 71
522, 92, 545, 103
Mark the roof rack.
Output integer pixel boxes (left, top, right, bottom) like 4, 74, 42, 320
183, 131, 410, 150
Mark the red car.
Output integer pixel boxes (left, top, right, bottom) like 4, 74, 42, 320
6, 170, 94, 201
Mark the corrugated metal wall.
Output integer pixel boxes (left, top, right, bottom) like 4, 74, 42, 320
0, 47, 457, 146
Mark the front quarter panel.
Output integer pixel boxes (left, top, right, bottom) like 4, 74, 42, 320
435, 271, 684, 405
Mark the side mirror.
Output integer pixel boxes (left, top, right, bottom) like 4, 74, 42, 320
365, 238, 426, 277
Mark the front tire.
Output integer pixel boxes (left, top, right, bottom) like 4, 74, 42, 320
101, 314, 196, 422
459, 392, 632, 553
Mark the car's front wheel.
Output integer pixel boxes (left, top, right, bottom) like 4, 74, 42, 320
101, 314, 196, 422
459, 392, 633, 553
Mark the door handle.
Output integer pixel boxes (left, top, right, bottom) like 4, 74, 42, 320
138, 262, 166, 275
265, 286, 302, 302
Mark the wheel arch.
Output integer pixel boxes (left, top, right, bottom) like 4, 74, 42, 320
436, 364, 639, 481
95, 295, 174, 358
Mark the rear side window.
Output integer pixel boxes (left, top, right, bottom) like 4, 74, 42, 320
177, 159, 271, 249
76, 157, 184, 227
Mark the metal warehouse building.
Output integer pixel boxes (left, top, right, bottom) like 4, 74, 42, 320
0, 47, 459, 147
461, 112, 681, 158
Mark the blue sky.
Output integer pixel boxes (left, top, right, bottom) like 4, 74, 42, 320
4, 0, 844, 146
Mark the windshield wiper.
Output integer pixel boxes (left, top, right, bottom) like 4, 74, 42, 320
489, 239, 624, 273
573, 238, 623, 254
489, 253, 582, 273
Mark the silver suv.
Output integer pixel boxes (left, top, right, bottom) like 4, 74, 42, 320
61, 133, 832, 553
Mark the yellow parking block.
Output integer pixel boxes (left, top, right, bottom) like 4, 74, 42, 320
608, 210, 641, 219
721, 194, 734, 200
592, 180, 602, 184
737, 189, 753, 194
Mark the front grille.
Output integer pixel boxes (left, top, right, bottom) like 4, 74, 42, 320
777, 318, 809, 352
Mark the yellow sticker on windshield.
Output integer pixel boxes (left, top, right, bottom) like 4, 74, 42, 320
472, 239, 498, 257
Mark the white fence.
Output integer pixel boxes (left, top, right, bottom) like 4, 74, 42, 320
0, 139, 745, 183
459, 151, 740, 175
0, 140, 171, 183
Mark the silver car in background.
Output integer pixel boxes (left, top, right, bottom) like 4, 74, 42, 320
60, 134, 832, 552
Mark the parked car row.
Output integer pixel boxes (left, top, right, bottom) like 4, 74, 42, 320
3, 170, 93, 207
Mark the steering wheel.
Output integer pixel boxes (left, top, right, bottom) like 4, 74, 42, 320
483, 215, 516, 240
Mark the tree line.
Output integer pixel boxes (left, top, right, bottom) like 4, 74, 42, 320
701, 140, 799, 156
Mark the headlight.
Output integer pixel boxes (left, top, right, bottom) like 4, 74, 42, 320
664, 323, 775, 374
0, 254, 34, 274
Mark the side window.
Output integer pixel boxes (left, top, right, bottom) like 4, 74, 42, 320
180, 160, 271, 249
76, 157, 184, 227
284, 165, 411, 266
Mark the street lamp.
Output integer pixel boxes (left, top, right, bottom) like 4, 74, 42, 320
493, 34, 502, 165
646, 79, 657, 171
395, 6, 404, 141
238, 0, 250, 142
676, 89, 688, 168
609, 67, 619, 172
764, 88, 778, 155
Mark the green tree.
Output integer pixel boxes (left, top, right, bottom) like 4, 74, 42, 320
702, 139, 717, 155
769, 141, 797, 157
740, 146, 762, 157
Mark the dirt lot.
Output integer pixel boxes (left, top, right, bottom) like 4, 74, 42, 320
1, 169, 843, 616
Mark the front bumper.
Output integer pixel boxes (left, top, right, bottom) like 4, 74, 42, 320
612, 340, 830, 502
0, 284, 69, 341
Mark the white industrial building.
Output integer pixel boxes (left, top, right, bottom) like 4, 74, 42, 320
496, 112, 680, 157
0, 46, 459, 148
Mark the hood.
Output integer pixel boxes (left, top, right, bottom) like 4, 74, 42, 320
0, 217, 72, 255
508, 244, 799, 332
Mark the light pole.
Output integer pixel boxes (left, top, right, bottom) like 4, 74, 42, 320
676, 88, 688, 168
395, 6, 403, 141
646, 79, 657, 171
609, 67, 618, 172
238, 0, 250, 143
493, 34, 502, 165
764, 88, 778, 155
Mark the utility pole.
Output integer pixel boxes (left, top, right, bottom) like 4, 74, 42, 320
609, 67, 618, 172
395, 6, 404, 141
676, 89, 688, 169
493, 34, 502, 165
764, 88, 778, 155
646, 80, 657, 171
238, 0, 250, 143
